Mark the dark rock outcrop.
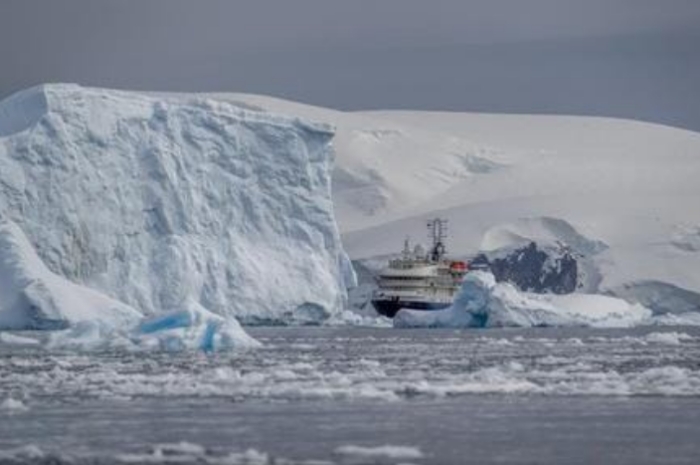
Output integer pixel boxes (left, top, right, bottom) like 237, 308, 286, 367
473, 242, 579, 294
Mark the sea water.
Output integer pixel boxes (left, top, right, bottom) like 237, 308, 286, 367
1, 327, 699, 464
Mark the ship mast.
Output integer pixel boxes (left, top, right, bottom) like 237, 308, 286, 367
426, 218, 448, 262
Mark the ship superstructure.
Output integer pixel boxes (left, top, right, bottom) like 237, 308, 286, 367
371, 219, 468, 318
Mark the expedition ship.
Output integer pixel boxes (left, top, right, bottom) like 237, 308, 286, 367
371, 219, 469, 318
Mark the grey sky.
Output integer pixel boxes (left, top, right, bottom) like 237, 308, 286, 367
1, 0, 699, 130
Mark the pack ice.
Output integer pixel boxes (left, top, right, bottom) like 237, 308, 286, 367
0, 84, 354, 344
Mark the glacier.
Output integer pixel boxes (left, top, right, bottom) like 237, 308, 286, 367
0, 84, 355, 332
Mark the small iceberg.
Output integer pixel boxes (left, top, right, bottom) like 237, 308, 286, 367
395, 271, 653, 328
136, 301, 261, 352
47, 301, 261, 352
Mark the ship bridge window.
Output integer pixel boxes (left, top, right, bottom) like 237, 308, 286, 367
381, 276, 425, 281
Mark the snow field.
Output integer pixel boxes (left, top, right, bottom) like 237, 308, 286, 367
229, 93, 700, 315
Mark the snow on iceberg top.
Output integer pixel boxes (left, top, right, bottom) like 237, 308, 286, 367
0, 83, 353, 325
0, 84, 334, 138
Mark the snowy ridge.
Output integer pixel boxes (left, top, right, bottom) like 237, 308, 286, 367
480, 217, 607, 256
0, 84, 354, 328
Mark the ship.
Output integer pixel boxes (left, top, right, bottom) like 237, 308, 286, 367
371, 218, 469, 318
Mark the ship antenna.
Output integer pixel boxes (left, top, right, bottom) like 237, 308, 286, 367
427, 218, 448, 261
402, 236, 411, 258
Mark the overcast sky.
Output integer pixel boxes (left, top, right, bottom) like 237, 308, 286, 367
1, 0, 699, 130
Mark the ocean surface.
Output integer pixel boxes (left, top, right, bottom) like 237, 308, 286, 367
2, 326, 700, 464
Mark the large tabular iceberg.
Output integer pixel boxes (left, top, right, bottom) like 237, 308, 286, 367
0, 84, 355, 331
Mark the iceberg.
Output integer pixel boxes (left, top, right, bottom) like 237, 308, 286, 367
394, 271, 653, 329
134, 301, 260, 352
0, 84, 354, 327
48, 302, 260, 352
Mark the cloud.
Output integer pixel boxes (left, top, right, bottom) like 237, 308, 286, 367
1, 0, 699, 130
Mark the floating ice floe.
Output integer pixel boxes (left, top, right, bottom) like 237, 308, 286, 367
324, 309, 393, 327
395, 271, 654, 328
134, 301, 261, 351
0, 442, 424, 465
0, 397, 28, 414
47, 302, 261, 352
643, 332, 693, 345
334, 444, 424, 460
0, 333, 39, 346
642, 310, 700, 326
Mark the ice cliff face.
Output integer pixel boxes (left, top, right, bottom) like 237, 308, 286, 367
0, 84, 354, 325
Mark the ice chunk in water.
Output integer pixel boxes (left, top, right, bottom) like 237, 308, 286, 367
395, 271, 652, 328
136, 302, 260, 352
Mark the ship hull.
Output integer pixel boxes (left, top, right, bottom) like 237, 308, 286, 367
371, 299, 452, 318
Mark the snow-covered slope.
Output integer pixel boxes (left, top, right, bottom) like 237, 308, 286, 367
0, 84, 353, 326
216, 94, 700, 315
